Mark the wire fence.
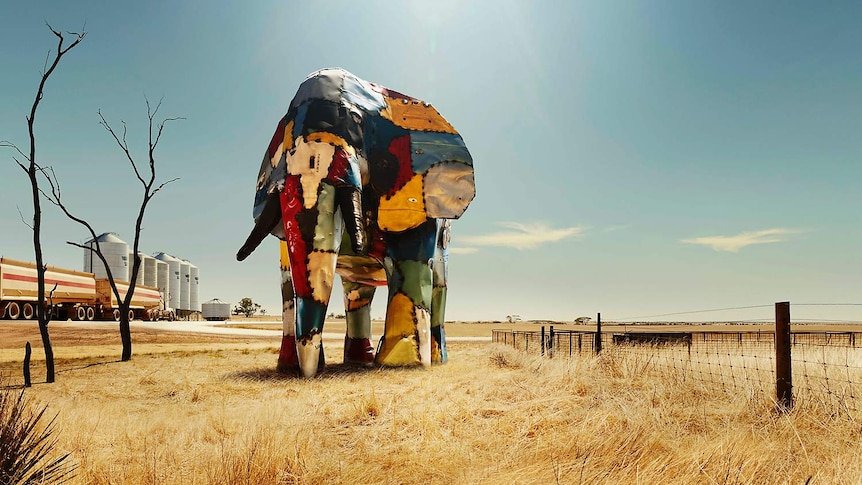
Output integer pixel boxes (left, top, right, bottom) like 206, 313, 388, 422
492, 303, 862, 416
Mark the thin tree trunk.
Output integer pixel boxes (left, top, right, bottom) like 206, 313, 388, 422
120, 313, 132, 361
37, 320, 55, 382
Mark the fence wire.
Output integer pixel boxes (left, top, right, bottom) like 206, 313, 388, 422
492, 328, 862, 415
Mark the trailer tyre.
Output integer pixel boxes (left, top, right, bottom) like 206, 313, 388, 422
74, 306, 86, 321
86, 307, 96, 321
113, 309, 121, 321
0, 303, 5, 319
22, 303, 35, 320
128, 309, 135, 321
6, 302, 20, 320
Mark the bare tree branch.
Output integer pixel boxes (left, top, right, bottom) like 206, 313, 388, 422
0, 141, 31, 162
151, 177, 180, 197
13, 156, 29, 173
98, 110, 146, 185
16, 206, 33, 230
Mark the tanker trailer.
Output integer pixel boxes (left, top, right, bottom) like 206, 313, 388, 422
94, 279, 162, 321
0, 257, 98, 320
1, 257, 162, 321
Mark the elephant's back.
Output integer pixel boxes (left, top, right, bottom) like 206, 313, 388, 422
290, 68, 387, 114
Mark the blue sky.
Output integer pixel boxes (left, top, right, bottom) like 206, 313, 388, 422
1, 1, 860, 323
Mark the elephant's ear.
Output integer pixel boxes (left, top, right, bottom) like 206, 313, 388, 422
253, 115, 294, 239
374, 93, 475, 233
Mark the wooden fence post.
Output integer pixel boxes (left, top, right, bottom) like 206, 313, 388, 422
775, 301, 793, 411
549, 325, 555, 358
595, 313, 602, 355
540, 326, 546, 356
24, 341, 32, 388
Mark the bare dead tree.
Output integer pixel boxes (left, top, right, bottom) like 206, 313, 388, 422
40, 99, 181, 361
0, 24, 86, 383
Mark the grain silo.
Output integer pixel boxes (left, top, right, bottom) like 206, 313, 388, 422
84, 233, 128, 281
179, 260, 190, 311
189, 263, 200, 312
128, 251, 148, 286
142, 254, 157, 288
155, 260, 169, 307
201, 298, 231, 321
153, 252, 181, 310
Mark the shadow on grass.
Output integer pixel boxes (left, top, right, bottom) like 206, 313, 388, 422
57, 359, 124, 374
228, 362, 428, 382
1, 359, 125, 389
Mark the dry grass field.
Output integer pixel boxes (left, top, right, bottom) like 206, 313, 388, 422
2, 321, 862, 483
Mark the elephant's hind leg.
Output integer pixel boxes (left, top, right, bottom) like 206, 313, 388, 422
430, 220, 451, 364
375, 220, 437, 367
342, 280, 376, 365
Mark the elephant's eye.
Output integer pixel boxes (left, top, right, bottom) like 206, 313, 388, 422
408, 197, 418, 203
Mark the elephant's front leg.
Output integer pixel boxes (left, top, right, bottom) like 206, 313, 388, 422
376, 220, 438, 367
342, 280, 376, 365
281, 179, 343, 377
276, 240, 299, 372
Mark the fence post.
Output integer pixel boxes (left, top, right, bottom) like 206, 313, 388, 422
24, 341, 32, 388
540, 326, 546, 356
549, 325, 555, 358
775, 301, 793, 411
595, 312, 602, 355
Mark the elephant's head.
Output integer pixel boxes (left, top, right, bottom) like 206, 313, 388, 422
237, 68, 475, 261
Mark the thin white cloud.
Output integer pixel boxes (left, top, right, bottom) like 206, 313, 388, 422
602, 224, 630, 233
681, 228, 805, 253
449, 247, 479, 255
458, 222, 583, 250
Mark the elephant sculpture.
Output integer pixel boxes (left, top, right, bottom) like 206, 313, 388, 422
237, 68, 475, 377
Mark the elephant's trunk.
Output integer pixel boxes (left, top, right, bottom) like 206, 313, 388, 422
237, 191, 281, 261
337, 186, 366, 254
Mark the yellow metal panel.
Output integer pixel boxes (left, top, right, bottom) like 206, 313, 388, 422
279, 240, 290, 272
283, 119, 295, 152
380, 98, 458, 134
306, 131, 353, 154
376, 292, 421, 366
377, 174, 426, 232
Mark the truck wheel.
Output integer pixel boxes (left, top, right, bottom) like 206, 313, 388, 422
86, 307, 96, 321
128, 309, 136, 321
6, 302, 20, 320
113, 309, 121, 321
0, 303, 5, 319
22, 303, 35, 320
75, 306, 86, 321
